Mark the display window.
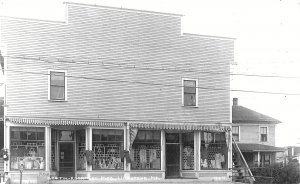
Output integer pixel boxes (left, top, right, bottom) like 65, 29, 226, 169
51, 129, 57, 171
200, 132, 228, 170
182, 132, 194, 170
10, 127, 45, 170
92, 129, 124, 170
77, 130, 86, 170
131, 130, 161, 170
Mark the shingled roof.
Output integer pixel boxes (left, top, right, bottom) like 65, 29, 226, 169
232, 98, 281, 124
238, 143, 285, 152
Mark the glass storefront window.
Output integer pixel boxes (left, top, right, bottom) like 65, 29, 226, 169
51, 129, 57, 171
201, 132, 228, 170
10, 127, 45, 170
76, 130, 86, 170
182, 132, 194, 170
131, 130, 161, 170
92, 129, 124, 170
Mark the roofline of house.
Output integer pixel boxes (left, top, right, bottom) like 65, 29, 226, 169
182, 33, 236, 40
64, 2, 184, 17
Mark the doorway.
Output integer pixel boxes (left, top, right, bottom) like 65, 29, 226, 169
165, 133, 180, 178
59, 142, 75, 177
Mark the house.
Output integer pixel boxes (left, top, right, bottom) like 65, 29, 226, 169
0, 2, 234, 183
232, 98, 285, 167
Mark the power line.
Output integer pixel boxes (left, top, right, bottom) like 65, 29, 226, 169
4, 68, 300, 96
4, 54, 300, 79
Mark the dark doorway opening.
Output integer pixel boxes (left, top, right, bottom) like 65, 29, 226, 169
59, 142, 74, 177
165, 133, 180, 178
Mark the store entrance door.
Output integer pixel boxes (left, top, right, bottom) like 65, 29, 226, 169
59, 142, 75, 178
165, 133, 180, 178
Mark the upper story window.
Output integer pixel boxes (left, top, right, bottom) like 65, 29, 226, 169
49, 70, 67, 101
260, 127, 268, 142
232, 126, 239, 142
183, 79, 198, 107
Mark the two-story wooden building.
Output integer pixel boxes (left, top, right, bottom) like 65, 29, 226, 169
232, 98, 285, 167
0, 2, 234, 183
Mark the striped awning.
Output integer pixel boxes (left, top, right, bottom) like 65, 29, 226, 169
129, 122, 231, 132
7, 117, 125, 127
7, 117, 231, 132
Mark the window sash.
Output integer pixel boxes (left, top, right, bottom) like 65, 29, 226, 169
183, 79, 197, 106
50, 71, 66, 100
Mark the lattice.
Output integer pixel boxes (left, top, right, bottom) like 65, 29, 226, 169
183, 146, 194, 169
206, 144, 225, 169
131, 144, 161, 169
51, 145, 56, 170
92, 144, 123, 169
77, 144, 86, 170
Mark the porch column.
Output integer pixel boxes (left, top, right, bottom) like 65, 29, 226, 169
86, 127, 92, 177
257, 152, 261, 167
194, 131, 201, 171
45, 126, 51, 172
161, 130, 166, 173
228, 131, 233, 170
125, 123, 130, 171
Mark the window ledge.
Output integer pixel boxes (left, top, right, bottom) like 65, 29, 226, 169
182, 105, 199, 108
48, 100, 68, 102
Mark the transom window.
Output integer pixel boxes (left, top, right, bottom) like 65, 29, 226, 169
183, 79, 197, 106
232, 126, 240, 142
260, 127, 268, 142
49, 71, 66, 101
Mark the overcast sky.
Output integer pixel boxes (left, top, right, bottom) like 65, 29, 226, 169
1, 0, 300, 147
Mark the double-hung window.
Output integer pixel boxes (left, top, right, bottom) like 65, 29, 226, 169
232, 126, 240, 142
260, 127, 268, 142
183, 79, 198, 107
49, 70, 66, 101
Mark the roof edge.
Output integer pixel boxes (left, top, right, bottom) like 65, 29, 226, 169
64, 2, 184, 17
182, 33, 236, 40
0, 15, 66, 25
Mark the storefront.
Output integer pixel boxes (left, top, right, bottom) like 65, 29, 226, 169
5, 118, 232, 183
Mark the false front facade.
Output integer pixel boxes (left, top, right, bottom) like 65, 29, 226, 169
0, 2, 234, 183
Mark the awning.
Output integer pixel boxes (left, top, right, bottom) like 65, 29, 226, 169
7, 117, 125, 127
129, 122, 231, 132
7, 117, 231, 132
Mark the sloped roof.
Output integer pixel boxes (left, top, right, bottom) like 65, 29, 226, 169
237, 143, 285, 152
232, 105, 281, 124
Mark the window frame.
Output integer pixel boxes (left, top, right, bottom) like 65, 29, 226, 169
182, 78, 198, 107
260, 126, 268, 142
48, 70, 67, 101
232, 126, 240, 142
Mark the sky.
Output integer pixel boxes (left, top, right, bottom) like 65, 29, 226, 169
1, 0, 300, 147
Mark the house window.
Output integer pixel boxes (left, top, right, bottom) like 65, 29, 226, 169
183, 79, 197, 106
10, 127, 45, 170
261, 154, 271, 166
260, 127, 268, 142
92, 129, 124, 170
131, 130, 161, 170
201, 132, 228, 170
232, 126, 239, 142
49, 71, 66, 101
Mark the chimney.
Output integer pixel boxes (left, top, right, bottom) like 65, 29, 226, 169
233, 98, 238, 106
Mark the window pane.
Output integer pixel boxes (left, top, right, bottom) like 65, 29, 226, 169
182, 132, 194, 170
131, 130, 161, 170
77, 130, 86, 170
232, 126, 239, 134
92, 129, 124, 170
10, 127, 45, 171
184, 93, 196, 106
184, 80, 196, 87
50, 86, 65, 100
50, 72, 65, 86
201, 132, 228, 170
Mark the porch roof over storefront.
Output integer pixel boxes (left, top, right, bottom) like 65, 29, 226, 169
7, 117, 231, 132
237, 143, 286, 152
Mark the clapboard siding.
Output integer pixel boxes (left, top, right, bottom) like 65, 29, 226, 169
1, 3, 233, 123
